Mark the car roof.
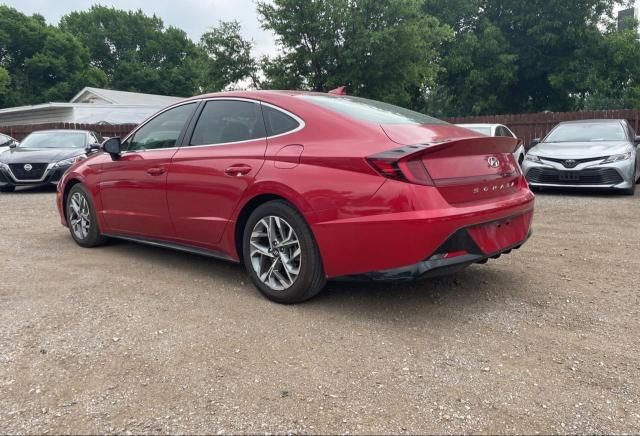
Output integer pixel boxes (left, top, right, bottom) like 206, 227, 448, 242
456, 123, 504, 128
29, 129, 93, 134
557, 119, 625, 125
184, 90, 331, 102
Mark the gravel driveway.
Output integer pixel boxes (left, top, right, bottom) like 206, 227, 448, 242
0, 187, 639, 434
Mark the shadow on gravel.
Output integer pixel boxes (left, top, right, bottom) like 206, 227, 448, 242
94, 237, 519, 321
3, 185, 58, 194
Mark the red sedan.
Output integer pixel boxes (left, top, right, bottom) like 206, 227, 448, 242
57, 91, 534, 303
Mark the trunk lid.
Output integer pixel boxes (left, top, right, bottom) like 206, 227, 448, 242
381, 124, 522, 205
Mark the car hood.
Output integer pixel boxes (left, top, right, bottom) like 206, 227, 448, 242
530, 141, 631, 159
0, 147, 85, 164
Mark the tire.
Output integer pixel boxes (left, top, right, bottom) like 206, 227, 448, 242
623, 165, 637, 195
242, 200, 326, 304
66, 184, 107, 247
0, 185, 15, 193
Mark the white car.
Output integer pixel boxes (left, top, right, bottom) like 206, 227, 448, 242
456, 123, 526, 166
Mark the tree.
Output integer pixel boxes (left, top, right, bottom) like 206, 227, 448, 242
199, 21, 258, 92
258, 0, 451, 108
481, 0, 626, 113
60, 6, 203, 97
0, 6, 106, 108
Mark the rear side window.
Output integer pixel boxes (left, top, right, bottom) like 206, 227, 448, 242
300, 95, 446, 125
497, 126, 513, 137
262, 105, 301, 136
190, 100, 266, 146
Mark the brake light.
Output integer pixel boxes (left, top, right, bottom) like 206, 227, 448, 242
367, 147, 434, 186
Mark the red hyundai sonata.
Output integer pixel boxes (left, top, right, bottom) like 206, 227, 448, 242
57, 91, 534, 303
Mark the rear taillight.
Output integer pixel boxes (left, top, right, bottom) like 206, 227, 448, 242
367, 146, 434, 186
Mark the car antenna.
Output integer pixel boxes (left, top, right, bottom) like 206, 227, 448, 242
328, 86, 347, 96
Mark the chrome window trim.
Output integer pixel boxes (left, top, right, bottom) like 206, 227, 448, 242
119, 97, 306, 154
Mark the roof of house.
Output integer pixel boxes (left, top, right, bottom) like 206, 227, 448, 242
70, 87, 183, 106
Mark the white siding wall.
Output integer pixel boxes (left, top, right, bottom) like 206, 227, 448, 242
0, 108, 75, 126
0, 105, 166, 126
72, 106, 165, 124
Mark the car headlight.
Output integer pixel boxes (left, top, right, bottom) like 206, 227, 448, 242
525, 154, 543, 164
601, 152, 631, 164
54, 156, 85, 167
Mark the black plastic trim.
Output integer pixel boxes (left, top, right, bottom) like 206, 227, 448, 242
103, 234, 239, 263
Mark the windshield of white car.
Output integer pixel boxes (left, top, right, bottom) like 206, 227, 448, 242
19, 132, 86, 149
545, 123, 627, 143
462, 126, 492, 136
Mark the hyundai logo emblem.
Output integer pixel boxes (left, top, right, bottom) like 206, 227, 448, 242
23, 164, 32, 171
487, 157, 500, 168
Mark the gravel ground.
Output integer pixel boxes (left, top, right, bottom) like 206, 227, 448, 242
0, 186, 639, 434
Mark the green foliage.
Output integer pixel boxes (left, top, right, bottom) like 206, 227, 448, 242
199, 21, 258, 92
60, 6, 203, 96
0, 5, 106, 107
1, 1, 640, 115
257, 0, 452, 108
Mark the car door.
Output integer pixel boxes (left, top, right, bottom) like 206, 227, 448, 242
167, 99, 268, 249
98, 102, 198, 239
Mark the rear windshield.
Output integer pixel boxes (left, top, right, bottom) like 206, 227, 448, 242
20, 132, 86, 149
300, 95, 446, 125
545, 123, 627, 142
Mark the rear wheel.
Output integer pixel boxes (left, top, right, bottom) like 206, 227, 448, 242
66, 184, 107, 247
242, 200, 326, 304
0, 185, 15, 193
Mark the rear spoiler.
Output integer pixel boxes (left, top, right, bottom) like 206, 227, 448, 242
373, 136, 519, 161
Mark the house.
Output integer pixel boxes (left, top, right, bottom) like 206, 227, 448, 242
0, 87, 183, 126
618, 1, 640, 32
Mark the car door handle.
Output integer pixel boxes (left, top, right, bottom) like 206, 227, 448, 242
224, 164, 252, 177
146, 167, 166, 176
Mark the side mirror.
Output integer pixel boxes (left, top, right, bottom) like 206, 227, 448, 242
635, 135, 640, 145
9, 140, 18, 149
102, 137, 121, 158
530, 138, 541, 147
85, 143, 101, 154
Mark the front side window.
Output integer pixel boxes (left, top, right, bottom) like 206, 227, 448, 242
125, 103, 197, 151
190, 100, 266, 146
19, 132, 87, 149
545, 122, 627, 143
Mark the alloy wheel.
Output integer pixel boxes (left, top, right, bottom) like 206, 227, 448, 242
249, 215, 302, 291
69, 191, 91, 240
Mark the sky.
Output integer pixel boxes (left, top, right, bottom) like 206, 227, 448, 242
1, 0, 278, 57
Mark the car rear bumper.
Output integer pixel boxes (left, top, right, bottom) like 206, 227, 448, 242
311, 186, 535, 278
343, 228, 532, 282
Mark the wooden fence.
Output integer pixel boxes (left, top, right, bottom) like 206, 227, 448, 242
2, 109, 639, 146
0, 123, 137, 141
444, 109, 640, 148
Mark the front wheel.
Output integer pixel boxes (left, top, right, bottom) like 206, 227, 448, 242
66, 184, 107, 247
242, 200, 326, 304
